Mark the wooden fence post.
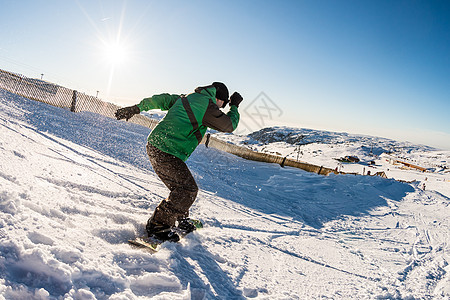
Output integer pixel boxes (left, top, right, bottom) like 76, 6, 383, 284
71, 90, 77, 112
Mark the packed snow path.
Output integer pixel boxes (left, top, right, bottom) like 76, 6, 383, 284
0, 90, 449, 299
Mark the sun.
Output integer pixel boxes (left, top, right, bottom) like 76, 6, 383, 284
103, 41, 128, 66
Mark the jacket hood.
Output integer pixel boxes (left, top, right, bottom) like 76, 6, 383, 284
194, 85, 217, 102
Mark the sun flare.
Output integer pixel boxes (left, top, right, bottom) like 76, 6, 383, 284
104, 41, 128, 65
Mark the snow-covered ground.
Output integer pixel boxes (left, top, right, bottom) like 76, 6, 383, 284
0, 89, 449, 299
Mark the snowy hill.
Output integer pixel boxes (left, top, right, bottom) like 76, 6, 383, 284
0, 89, 449, 299
215, 126, 450, 195
216, 126, 445, 165
247, 126, 436, 153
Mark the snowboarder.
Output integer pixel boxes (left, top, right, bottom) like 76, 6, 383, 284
115, 82, 243, 242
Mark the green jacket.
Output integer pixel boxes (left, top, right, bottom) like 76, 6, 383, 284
137, 86, 240, 161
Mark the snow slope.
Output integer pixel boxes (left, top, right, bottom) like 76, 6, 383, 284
0, 89, 449, 299
215, 127, 450, 198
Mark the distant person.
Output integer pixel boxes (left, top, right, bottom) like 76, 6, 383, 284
115, 82, 243, 241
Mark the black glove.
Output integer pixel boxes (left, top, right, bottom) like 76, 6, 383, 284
230, 92, 243, 108
115, 105, 140, 121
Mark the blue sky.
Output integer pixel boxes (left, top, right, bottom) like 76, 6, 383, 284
1, 0, 449, 149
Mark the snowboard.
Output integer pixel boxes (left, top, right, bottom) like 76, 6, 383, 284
128, 219, 203, 252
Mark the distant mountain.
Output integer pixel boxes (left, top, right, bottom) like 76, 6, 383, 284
246, 126, 435, 156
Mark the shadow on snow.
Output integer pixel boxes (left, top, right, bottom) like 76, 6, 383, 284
189, 146, 415, 229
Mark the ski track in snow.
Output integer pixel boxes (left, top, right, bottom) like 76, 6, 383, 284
0, 89, 449, 299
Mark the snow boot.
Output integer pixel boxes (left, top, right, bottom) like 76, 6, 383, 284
146, 221, 180, 242
176, 218, 203, 234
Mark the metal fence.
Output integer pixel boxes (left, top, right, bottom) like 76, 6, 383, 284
0, 67, 343, 176
0, 68, 158, 129
203, 134, 338, 175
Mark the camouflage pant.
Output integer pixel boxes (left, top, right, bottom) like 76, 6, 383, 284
146, 143, 198, 227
